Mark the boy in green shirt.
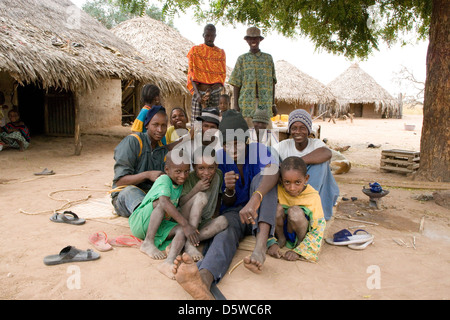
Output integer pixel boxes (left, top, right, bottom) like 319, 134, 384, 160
129, 151, 197, 279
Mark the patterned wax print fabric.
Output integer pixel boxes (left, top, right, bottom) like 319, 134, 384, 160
187, 44, 227, 94
228, 51, 277, 118
129, 174, 183, 250
276, 184, 326, 262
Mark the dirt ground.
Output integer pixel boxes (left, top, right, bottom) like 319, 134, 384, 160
1, 114, 449, 300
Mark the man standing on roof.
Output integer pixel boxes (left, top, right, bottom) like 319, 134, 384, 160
187, 24, 227, 123
229, 27, 277, 128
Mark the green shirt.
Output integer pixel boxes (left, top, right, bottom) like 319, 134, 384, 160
228, 51, 277, 118
129, 174, 182, 246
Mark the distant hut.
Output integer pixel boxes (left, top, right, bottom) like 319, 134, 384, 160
274, 60, 337, 118
0, 0, 184, 153
112, 16, 232, 120
326, 63, 399, 118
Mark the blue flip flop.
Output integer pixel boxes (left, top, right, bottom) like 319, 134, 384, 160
326, 229, 374, 246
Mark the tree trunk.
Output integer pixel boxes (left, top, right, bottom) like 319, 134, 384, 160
416, 0, 450, 182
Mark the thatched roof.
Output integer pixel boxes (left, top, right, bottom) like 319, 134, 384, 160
275, 60, 336, 106
112, 16, 233, 94
112, 17, 193, 82
326, 63, 399, 113
0, 0, 185, 93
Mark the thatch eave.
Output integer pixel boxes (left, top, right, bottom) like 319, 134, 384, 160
0, 0, 186, 94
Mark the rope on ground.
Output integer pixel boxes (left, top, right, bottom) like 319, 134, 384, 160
3, 170, 101, 185
18, 187, 110, 216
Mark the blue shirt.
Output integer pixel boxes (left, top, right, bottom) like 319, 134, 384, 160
217, 143, 277, 212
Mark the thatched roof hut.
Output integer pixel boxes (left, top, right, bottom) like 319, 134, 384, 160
326, 63, 399, 118
112, 16, 194, 87
274, 60, 337, 116
0, 0, 184, 94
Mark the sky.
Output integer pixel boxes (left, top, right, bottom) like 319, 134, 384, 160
71, 0, 428, 98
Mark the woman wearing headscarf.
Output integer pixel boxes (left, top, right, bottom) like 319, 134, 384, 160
275, 109, 339, 220
111, 106, 170, 217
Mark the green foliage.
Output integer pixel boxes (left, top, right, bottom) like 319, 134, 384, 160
82, 0, 174, 29
114, 0, 431, 59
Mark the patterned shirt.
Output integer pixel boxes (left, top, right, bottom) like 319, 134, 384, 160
187, 44, 227, 94
228, 51, 277, 118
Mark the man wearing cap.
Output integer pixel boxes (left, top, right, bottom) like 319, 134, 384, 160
249, 108, 279, 148
275, 109, 339, 220
229, 27, 277, 128
172, 107, 222, 168
111, 106, 170, 218
187, 24, 227, 123
172, 110, 279, 300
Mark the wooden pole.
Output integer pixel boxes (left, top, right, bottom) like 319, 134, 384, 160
74, 92, 82, 156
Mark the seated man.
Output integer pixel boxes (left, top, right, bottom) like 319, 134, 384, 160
275, 109, 339, 220
172, 110, 279, 300
111, 106, 169, 217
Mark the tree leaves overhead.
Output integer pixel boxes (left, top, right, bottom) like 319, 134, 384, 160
116, 0, 431, 59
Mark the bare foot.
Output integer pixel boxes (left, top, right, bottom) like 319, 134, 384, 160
140, 239, 167, 260
173, 253, 214, 300
267, 243, 283, 259
184, 243, 203, 262
158, 261, 176, 280
283, 250, 301, 261
244, 249, 266, 274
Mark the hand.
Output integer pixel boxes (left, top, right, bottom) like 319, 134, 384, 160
182, 224, 200, 246
224, 171, 239, 190
239, 194, 260, 225
195, 178, 211, 192
146, 171, 164, 182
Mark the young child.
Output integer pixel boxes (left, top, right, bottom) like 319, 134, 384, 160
218, 94, 230, 117
178, 146, 228, 261
267, 156, 326, 262
165, 107, 189, 144
129, 151, 198, 279
0, 109, 30, 151
131, 84, 166, 146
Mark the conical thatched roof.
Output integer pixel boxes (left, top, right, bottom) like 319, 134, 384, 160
326, 63, 398, 113
112, 16, 233, 94
112, 16, 194, 83
275, 60, 336, 106
0, 0, 185, 93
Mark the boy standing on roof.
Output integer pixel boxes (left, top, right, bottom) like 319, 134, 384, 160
187, 24, 226, 123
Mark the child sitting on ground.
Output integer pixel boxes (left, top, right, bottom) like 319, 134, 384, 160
166, 107, 190, 144
178, 146, 228, 261
267, 156, 326, 262
128, 151, 197, 279
0, 109, 30, 151
218, 94, 230, 117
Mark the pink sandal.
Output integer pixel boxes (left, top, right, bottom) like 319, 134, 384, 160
88, 231, 113, 252
108, 235, 143, 248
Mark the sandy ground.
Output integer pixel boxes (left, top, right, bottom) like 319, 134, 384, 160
1, 114, 449, 300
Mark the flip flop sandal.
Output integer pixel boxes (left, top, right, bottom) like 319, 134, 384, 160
50, 211, 85, 225
348, 238, 374, 250
108, 235, 143, 248
325, 229, 374, 246
210, 284, 227, 300
34, 168, 55, 176
43, 246, 100, 265
88, 231, 113, 252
